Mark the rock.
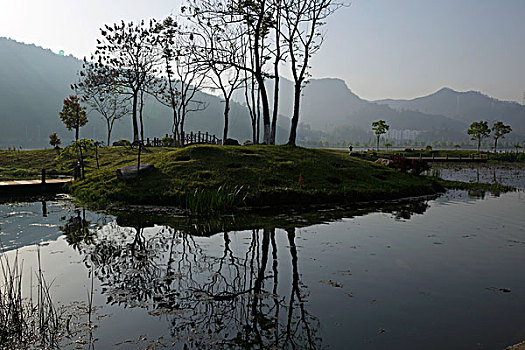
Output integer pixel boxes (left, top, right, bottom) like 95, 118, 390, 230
375, 158, 393, 167
116, 164, 155, 180
223, 138, 240, 146
112, 141, 126, 146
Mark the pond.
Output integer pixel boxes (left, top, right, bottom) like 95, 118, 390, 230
1, 164, 524, 349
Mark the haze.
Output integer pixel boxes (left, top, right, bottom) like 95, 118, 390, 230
1, 0, 524, 103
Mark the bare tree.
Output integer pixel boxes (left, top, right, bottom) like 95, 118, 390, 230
282, 0, 342, 145
74, 63, 129, 146
189, 18, 244, 142
187, 0, 275, 144
270, 0, 286, 144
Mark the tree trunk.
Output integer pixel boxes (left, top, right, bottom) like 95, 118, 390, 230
251, 118, 257, 144
256, 90, 261, 144
494, 138, 498, 153
478, 139, 481, 153
287, 83, 302, 146
223, 98, 230, 142
75, 126, 79, 142
271, 63, 280, 145
256, 75, 271, 144
139, 89, 145, 143
377, 135, 380, 151
132, 91, 139, 143
106, 119, 112, 146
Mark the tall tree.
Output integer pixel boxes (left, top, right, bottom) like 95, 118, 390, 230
283, 0, 341, 146
188, 0, 274, 144
59, 95, 88, 141
89, 20, 161, 143
371, 120, 389, 151
270, 0, 285, 144
467, 120, 490, 153
491, 121, 512, 153
189, 18, 244, 142
154, 17, 182, 145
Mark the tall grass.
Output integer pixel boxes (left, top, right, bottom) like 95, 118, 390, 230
0, 248, 63, 349
185, 185, 246, 213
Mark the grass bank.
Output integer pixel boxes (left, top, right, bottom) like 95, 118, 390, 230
65, 144, 443, 210
354, 149, 524, 162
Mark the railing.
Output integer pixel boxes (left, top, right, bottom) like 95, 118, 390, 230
146, 131, 222, 147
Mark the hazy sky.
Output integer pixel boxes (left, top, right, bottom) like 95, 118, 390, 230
1, 0, 524, 103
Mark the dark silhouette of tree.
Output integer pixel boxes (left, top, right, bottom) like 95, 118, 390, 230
187, 0, 274, 144
88, 20, 161, 143
74, 63, 129, 146
467, 120, 490, 153
283, 0, 341, 146
491, 121, 512, 153
49, 133, 61, 149
188, 18, 244, 142
153, 17, 182, 145
59, 95, 87, 141
371, 120, 389, 151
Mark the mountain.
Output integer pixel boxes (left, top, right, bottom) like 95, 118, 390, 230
244, 78, 467, 134
376, 87, 525, 134
0, 37, 288, 148
2, 37, 522, 148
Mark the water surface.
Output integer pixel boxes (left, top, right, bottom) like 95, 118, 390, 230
1, 166, 525, 349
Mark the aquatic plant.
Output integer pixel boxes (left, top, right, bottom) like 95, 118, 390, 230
185, 185, 246, 213
0, 249, 62, 348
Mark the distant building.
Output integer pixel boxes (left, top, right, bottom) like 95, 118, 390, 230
385, 129, 420, 141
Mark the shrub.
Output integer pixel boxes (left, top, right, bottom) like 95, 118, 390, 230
161, 136, 174, 147
391, 155, 429, 175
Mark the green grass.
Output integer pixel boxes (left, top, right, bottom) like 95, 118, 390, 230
65, 144, 444, 211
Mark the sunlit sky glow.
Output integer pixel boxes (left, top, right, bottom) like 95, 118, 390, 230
1, 0, 524, 102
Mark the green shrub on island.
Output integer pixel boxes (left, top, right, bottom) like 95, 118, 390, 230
161, 136, 174, 147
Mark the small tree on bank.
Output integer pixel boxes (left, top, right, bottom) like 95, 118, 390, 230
49, 133, 61, 149
59, 95, 88, 141
491, 121, 512, 153
467, 121, 490, 153
371, 120, 389, 151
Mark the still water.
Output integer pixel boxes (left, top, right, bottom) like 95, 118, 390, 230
1, 166, 524, 349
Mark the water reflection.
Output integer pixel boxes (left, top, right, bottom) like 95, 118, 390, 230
55, 198, 436, 348
71, 224, 320, 348
436, 163, 525, 189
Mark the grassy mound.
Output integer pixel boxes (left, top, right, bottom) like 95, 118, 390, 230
69, 145, 443, 210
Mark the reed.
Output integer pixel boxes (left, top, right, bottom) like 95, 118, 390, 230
0, 248, 64, 349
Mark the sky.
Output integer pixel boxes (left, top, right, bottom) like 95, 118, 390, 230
1, 0, 524, 103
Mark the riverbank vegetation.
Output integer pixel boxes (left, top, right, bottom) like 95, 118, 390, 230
68, 145, 444, 210
2, 146, 520, 212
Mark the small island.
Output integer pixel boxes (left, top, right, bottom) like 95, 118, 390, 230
71, 145, 448, 210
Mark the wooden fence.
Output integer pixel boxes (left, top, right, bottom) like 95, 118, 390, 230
146, 131, 222, 147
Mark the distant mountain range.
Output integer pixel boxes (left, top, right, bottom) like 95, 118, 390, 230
376, 87, 525, 135
1, 37, 524, 148
0, 37, 273, 148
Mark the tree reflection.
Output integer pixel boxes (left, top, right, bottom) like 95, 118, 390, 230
74, 222, 322, 349
67, 197, 434, 348
60, 209, 94, 249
